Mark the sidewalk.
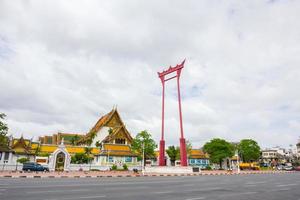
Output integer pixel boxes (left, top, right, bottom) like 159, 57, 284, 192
0, 170, 296, 178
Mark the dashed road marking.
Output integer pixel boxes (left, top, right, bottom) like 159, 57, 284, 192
154, 190, 173, 194
277, 183, 297, 187
27, 189, 91, 194
185, 197, 206, 200
44, 195, 106, 200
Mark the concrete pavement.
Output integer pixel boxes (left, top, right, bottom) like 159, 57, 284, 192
0, 172, 299, 200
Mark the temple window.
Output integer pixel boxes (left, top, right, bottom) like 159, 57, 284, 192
125, 157, 132, 163
115, 138, 126, 144
4, 152, 9, 161
108, 156, 114, 163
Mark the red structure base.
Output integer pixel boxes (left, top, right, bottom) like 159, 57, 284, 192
159, 140, 165, 166
179, 138, 188, 166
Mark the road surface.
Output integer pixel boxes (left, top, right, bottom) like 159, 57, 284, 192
0, 173, 299, 200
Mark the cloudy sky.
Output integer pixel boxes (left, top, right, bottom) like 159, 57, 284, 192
1, 0, 300, 149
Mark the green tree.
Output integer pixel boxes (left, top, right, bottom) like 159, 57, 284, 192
166, 146, 180, 166
203, 138, 234, 169
71, 135, 80, 146
186, 140, 192, 156
17, 157, 30, 164
84, 147, 93, 161
238, 139, 261, 162
86, 131, 96, 146
131, 130, 157, 165
95, 141, 102, 148
0, 113, 9, 147
71, 153, 89, 164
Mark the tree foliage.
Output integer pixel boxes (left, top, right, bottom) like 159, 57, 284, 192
131, 130, 157, 163
166, 141, 192, 166
0, 113, 9, 147
203, 138, 234, 169
166, 146, 180, 166
186, 140, 192, 156
71, 153, 91, 164
86, 131, 97, 146
71, 135, 80, 146
238, 139, 261, 162
17, 157, 30, 164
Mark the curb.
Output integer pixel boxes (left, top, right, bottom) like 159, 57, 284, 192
0, 171, 296, 179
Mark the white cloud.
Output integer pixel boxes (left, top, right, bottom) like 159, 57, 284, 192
0, 0, 300, 148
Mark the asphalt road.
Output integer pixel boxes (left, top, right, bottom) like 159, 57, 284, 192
0, 173, 299, 200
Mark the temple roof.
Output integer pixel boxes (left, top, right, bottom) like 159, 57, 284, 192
78, 108, 132, 144
102, 125, 133, 143
11, 136, 37, 155
40, 145, 100, 155
99, 144, 137, 157
189, 149, 209, 159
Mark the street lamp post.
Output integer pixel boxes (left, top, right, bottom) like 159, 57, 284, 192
236, 150, 240, 174
142, 141, 145, 176
15, 155, 19, 171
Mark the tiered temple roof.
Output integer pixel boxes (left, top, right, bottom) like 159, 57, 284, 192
10, 108, 137, 157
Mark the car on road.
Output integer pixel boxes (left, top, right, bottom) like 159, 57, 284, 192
283, 165, 294, 171
22, 162, 49, 172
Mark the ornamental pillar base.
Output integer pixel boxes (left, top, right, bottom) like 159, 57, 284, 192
159, 140, 165, 166
180, 138, 187, 166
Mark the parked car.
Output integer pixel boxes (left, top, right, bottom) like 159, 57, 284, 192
283, 165, 294, 171
277, 165, 284, 170
294, 166, 300, 171
22, 162, 49, 172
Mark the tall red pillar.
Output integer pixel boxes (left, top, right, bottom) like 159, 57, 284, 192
159, 80, 165, 166
157, 60, 187, 167
177, 69, 187, 166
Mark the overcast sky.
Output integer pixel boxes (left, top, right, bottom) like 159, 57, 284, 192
1, 0, 300, 149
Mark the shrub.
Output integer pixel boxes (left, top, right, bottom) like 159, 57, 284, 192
71, 153, 89, 164
111, 164, 117, 170
205, 165, 212, 170
37, 152, 50, 157
123, 164, 128, 170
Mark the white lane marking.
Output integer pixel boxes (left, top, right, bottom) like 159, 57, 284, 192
245, 181, 266, 185
0, 179, 192, 189
45, 195, 106, 200
154, 191, 173, 194
185, 197, 206, 200
220, 191, 257, 197
77, 196, 106, 199
277, 183, 297, 187
245, 184, 257, 187
277, 188, 291, 191
27, 189, 90, 194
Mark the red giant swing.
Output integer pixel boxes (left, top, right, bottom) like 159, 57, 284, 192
157, 60, 188, 166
